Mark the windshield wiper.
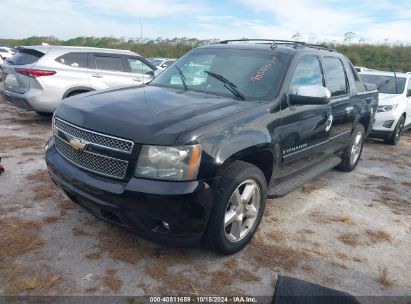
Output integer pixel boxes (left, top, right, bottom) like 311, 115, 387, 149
174, 66, 187, 90
204, 70, 245, 100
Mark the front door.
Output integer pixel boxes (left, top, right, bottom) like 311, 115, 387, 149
278, 55, 332, 178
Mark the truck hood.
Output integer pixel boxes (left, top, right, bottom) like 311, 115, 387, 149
55, 85, 252, 145
378, 93, 404, 106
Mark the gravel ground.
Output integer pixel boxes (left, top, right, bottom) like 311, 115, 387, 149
0, 93, 410, 300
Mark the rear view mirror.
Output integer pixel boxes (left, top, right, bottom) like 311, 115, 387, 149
289, 85, 331, 105
364, 83, 377, 91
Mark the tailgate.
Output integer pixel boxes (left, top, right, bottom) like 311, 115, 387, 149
2, 48, 46, 94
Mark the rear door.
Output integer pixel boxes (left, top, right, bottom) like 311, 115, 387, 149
88, 53, 131, 89
278, 55, 332, 177
2, 48, 45, 94
322, 56, 355, 152
124, 56, 155, 85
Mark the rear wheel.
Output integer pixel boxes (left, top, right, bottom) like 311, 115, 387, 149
204, 161, 267, 255
385, 116, 405, 145
337, 124, 365, 172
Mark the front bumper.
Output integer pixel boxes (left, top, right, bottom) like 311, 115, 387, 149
371, 111, 398, 132
45, 139, 216, 247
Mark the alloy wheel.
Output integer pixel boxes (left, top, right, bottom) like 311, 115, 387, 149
224, 179, 261, 242
350, 131, 363, 165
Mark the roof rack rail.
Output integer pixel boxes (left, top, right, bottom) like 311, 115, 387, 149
217, 39, 335, 52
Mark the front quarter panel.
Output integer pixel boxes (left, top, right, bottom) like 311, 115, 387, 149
175, 105, 280, 180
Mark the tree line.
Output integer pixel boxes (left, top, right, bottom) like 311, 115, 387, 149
1, 36, 410, 72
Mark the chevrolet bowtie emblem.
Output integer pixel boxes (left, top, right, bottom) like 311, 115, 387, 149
69, 138, 87, 151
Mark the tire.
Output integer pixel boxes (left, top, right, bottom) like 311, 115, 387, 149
35, 111, 53, 116
204, 161, 267, 255
337, 124, 365, 172
384, 116, 405, 145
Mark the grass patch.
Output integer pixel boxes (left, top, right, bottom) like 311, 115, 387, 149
85, 250, 102, 260
339, 214, 353, 224
366, 229, 391, 244
377, 265, 393, 287
98, 227, 145, 265
0, 218, 43, 258
302, 184, 320, 193
103, 268, 122, 292
337, 233, 361, 247
72, 227, 92, 237
0, 135, 45, 151
43, 215, 64, 224
268, 230, 285, 242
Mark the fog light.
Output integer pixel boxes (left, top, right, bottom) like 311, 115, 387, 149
383, 120, 394, 128
162, 221, 170, 230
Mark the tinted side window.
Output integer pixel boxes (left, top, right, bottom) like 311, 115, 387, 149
127, 57, 153, 74
289, 56, 324, 94
408, 78, 411, 96
93, 55, 125, 72
323, 57, 348, 96
56, 52, 88, 68
0, 49, 7, 53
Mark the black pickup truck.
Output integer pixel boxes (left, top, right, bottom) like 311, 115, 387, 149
46, 39, 378, 254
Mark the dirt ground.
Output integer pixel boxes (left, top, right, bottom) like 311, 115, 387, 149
0, 93, 410, 300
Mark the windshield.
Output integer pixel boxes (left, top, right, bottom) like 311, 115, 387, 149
150, 48, 289, 101
359, 74, 406, 94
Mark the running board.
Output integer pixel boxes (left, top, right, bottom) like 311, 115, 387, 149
267, 156, 342, 198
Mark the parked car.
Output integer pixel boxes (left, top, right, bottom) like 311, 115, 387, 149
1, 46, 156, 115
0, 46, 16, 60
147, 57, 176, 70
46, 39, 377, 254
359, 71, 411, 144
355, 66, 375, 73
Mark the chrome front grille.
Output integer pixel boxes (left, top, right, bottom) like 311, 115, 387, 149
53, 117, 132, 179
54, 117, 133, 153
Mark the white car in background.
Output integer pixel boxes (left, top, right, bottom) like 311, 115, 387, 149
0, 46, 16, 60
147, 57, 176, 70
360, 71, 411, 145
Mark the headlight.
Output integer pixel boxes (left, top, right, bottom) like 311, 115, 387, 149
377, 104, 398, 112
135, 144, 201, 181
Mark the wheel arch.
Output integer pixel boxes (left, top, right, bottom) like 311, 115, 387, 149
216, 145, 278, 186
62, 86, 95, 99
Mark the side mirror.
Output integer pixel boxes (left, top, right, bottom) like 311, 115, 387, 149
289, 85, 331, 105
364, 83, 377, 91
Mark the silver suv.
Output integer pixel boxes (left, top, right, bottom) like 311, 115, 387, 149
1, 46, 156, 114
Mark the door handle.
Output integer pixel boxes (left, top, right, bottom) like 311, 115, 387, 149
133, 77, 143, 82
313, 113, 330, 130
345, 106, 354, 114
91, 73, 103, 78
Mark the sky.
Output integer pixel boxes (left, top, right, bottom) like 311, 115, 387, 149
1, 0, 410, 44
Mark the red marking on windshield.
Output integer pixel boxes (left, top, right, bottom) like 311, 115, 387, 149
251, 56, 278, 81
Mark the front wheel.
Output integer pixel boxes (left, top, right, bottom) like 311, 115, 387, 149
337, 124, 365, 172
204, 161, 267, 255
385, 116, 405, 145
